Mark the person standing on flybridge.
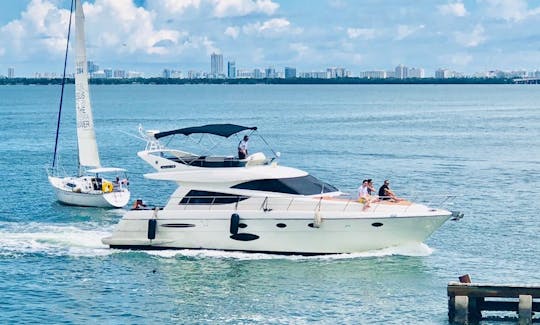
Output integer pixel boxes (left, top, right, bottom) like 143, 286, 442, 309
238, 135, 249, 159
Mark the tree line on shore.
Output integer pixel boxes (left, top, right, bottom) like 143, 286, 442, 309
0, 77, 514, 85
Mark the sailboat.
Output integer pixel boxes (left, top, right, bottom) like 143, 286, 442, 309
47, 0, 130, 208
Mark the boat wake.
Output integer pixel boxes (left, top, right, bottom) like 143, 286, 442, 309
0, 221, 112, 257
143, 243, 433, 260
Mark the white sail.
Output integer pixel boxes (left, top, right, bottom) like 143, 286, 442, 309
74, 0, 100, 168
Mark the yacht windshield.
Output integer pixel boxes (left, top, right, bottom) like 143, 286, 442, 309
232, 175, 338, 195
180, 190, 249, 204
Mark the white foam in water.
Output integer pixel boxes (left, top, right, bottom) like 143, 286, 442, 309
144, 242, 433, 260
0, 221, 113, 257
0, 221, 433, 260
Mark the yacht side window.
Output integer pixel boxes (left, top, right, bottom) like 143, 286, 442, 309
180, 190, 249, 205
232, 175, 339, 195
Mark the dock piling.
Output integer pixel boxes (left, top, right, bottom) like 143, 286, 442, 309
447, 277, 539, 324
519, 294, 532, 325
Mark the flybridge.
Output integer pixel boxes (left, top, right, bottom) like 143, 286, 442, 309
139, 124, 279, 169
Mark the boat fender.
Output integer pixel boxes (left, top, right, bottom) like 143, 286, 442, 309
230, 213, 240, 235
102, 181, 113, 193
147, 219, 157, 240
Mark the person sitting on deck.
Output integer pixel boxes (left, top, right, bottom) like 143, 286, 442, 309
238, 135, 249, 159
133, 199, 147, 209
357, 179, 372, 210
378, 180, 402, 202
367, 179, 376, 195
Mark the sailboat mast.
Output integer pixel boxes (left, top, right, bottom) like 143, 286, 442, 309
52, 0, 74, 169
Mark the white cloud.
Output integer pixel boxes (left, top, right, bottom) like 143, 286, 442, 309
455, 24, 486, 47
438, 1, 468, 17
479, 0, 540, 22
224, 26, 239, 39
0, 0, 72, 58
82, 0, 184, 56
290, 42, 308, 57
146, 0, 201, 15
212, 0, 279, 18
450, 53, 473, 66
346, 28, 376, 40
242, 18, 300, 37
395, 24, 425, 40
0, 0, 222, 67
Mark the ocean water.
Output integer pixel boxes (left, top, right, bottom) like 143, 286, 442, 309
0, 84, 538, 324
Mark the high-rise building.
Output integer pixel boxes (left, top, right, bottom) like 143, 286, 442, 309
170, 70, 182, 78
113, 69, 126, 78
236, 69, 253, 78
211, 53, 223, 77
8, 67, 14, 78
253, 68, 263, 79
326, 67, 346, 78
408, 67, 425, 78
227, 61, 236, 79
162, 69, 172, 78
127, 71, 143, 78
91, 71, 106, 78
359, 70, 387, 79
104, 68, 113, 78
284, 67, 296, 79
87, 61, 99, 74
299, 71, 327, 78
395, 64, 407, 79
435, 68, 453, 79
265, 67, 276, 78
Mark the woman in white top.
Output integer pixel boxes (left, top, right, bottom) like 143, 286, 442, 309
357, 179, 372, 210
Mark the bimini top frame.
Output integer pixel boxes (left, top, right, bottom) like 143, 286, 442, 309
140, 123, 279, 166
155, 124, 257, 139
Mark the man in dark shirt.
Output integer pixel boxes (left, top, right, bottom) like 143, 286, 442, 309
379, 180, 403, 201
238, 135, 249, 159
378, 180, 391, 200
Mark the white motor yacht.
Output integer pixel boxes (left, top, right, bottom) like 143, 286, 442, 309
103, 124, 458, 255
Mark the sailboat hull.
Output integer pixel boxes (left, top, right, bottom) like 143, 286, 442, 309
49, 176, 130, 208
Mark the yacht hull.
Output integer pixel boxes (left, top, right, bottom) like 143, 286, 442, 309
49, 176, 130, 208
102, 209, 451, 254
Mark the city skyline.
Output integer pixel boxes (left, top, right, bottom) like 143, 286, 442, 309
4, 58, 540, 80
2, 1, 540, 76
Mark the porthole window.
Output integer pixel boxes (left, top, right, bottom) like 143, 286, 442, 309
238, 223, 247, 228
276, 223, 287, 228
371, 222, 383, 227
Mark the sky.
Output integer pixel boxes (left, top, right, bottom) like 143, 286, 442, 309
1, 0, 540, 77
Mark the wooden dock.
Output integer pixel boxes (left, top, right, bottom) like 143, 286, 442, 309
448, 278, 540, 324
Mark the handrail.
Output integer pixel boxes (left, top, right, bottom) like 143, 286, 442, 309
173, 194, 457, 214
